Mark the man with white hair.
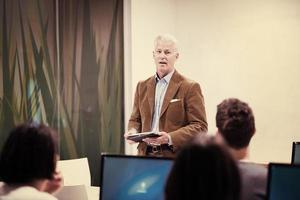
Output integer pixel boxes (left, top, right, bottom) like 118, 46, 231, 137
125, 34, 207, 157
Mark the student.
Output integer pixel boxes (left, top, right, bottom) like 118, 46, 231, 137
0, 123, 63, 200
216, 98, 267, 200
165, 135, 240, 200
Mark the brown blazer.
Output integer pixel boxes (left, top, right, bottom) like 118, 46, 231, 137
128, 70, 207, 156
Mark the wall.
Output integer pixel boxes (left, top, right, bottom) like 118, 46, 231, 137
124, 0, 177, 154
126, 0, 300, 163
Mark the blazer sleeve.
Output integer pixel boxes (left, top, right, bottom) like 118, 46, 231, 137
127, 82, 142, 133
169, 82, 207, 151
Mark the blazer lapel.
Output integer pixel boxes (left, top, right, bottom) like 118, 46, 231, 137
147, 77, 156, 120
160, 71, 182, 117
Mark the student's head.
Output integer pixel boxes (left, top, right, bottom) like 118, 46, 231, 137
165, 135, 240, 200
153, 34, 179, 78
0, 123, 59, 184
216, 98, 255, 150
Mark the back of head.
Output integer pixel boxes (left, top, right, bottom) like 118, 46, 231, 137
0, 122, 58, 184
165, 135, 240, 200
216, 98, 255, 149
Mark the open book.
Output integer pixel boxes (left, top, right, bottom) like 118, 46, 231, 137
127, 132, 160, 142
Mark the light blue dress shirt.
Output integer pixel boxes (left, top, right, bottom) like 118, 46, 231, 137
151, 70, 175, 133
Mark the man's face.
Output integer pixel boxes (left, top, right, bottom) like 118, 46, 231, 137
153, 41, 179, 78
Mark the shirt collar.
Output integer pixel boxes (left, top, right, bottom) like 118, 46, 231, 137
155, 69, 175, 84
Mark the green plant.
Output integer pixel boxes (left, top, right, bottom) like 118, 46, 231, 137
0, 0, 124, 186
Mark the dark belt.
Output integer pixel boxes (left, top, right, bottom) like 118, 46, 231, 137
146, 144, 173, 154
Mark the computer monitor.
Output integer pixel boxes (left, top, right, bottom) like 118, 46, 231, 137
267, 163, 300, 200
100, 154, 173, 200
291, 142, 300, 164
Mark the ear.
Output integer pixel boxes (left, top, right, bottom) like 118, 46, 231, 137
153, 51, 155, 58
176, 52, 179, 59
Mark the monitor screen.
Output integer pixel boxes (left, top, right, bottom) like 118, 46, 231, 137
100, 154, 173, 200
267, 163, 300, 200
292, 142, 300, 164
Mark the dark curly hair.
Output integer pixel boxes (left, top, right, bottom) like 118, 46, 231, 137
0, 123, 58, 184
216, 98, 255, 149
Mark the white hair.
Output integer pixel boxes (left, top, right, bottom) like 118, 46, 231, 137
154, 34, 178, 52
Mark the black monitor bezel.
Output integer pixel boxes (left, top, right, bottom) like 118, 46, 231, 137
291, 142, 300, 164
266, 162, 300, 200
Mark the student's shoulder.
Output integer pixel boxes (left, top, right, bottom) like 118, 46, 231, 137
2, 186, 57, 200
239, 161, 268, 178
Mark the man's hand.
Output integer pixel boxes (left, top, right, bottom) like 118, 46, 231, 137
44, 171, 63, 194
124, 128, 138, 144
143, 131, 169, 145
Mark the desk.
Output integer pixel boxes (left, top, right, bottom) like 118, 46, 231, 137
55, 185, 99, 200
87, 186, 100, 200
